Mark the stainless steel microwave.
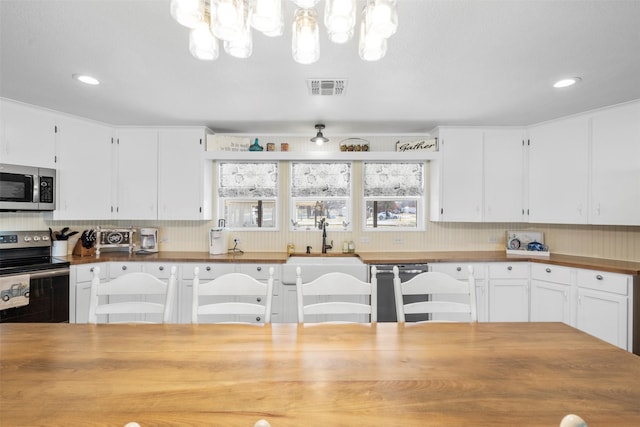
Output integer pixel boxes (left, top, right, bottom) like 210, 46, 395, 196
0, 163, 56, 211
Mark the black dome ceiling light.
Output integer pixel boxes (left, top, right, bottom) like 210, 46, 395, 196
310, 124, 329, 145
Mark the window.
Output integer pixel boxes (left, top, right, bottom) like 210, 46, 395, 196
290, 162, 352, 230
363, 162, 424, 230
218, 162, 278, 229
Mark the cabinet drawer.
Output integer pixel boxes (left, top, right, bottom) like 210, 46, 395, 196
431, 263, 486, 279
183, 263, 235, 280
577, 269, 629, 295
74, 263, 106, 282
237, 264, 280, 280
530, 263, 573, 285
109, 262, 143, 278
144, 263, 178, 279
488, 262, 529, 278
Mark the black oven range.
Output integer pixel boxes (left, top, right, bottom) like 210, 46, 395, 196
0, 230, 70, 323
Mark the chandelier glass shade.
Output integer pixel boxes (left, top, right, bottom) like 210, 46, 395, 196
170, 0, 397, 64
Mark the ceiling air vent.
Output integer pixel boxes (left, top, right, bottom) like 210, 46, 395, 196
307, 79, 347, 96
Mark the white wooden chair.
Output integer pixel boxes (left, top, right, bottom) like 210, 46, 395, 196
191, 267, 274, 324
393, 265, 477, 322
89, 266, 177, 324
295, 266, 377, 323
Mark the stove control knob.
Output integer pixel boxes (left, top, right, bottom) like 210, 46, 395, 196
24, 236, 32, 242
33, 236, 41, 241
42, 235, 50, 241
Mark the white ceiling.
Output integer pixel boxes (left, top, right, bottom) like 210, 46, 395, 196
1, 0, 639, 136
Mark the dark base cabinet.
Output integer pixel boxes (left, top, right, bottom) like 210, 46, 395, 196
0, 274, 69, 323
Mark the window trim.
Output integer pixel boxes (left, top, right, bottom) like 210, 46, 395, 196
362, 161, 426, 231
289, 161, 353, 231
216, 161, 279, 231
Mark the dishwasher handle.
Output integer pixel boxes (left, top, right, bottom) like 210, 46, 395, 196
372, 267, 428, 275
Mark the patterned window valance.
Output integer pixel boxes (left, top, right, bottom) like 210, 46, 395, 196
218, 162, 278, 198
364, 162, 424, 197
291, 162, 351, 197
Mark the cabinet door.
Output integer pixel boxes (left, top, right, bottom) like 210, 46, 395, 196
590, 101, 640, 225
53, 115, 113, 220
71, 263, 106, 324
488, 262, 529, 322
158, 129, 211, 220
530, 280, 573, 324
484, 129, 526, 222
489, 279, 529, 322
0, 99, 56, 167
142, 263, 180, 323
577, 288, 628, 350
179, 263, 236, 324
114, 129, 158, 220
429, 263, 488, 322
435, 128, 484, 221
106, 262, 144, 323
528, 116, 589, 224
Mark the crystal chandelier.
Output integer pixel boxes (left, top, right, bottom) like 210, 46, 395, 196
170, 0, 398, 64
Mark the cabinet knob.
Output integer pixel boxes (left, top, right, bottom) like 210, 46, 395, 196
206, 266, 211, 271
545, 268, 551, 273
596, 274, 603, 280
256, 316, 261, 322
159, 266, 164, 271
257, 266, 262, 272
122, 266, 127, 270
90, 267, 94, 272
456, 267, 462, 272
507, 266, 512, 271
256, 297, 262, 302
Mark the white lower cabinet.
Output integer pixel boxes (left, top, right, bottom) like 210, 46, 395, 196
429, 262, 488, 322
488, 262, 530, 322
178, 262, 281, 324
69, 260, 635, 351
73, 262, 282, 324
179, 263, 236, 324
236, 264, 282, 323
576, 269, 631, 350
530, 263, 575, 326
70, 263, 105, 324
103, 262, 144, 323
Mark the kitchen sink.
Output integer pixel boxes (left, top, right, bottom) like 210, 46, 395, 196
285, 255, 363, 265
282, 256, 367, 284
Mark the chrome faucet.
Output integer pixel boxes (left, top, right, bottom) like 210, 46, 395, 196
319, 219, 333, 254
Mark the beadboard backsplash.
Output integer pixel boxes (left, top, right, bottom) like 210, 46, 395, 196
3, 211, 640, 262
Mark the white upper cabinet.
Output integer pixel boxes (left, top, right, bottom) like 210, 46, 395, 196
484, 129, 526, 222
53, 115, 113, 220
114, 128, 158, 220
0, 99, 56, 168
430, 128, 484, 222
158, 128, 212, 220
589, 101, 640, 225
528, 115, 589, 224
430, 127, 525, 222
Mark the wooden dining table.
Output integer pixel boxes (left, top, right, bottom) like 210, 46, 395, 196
1, 322, 639, 427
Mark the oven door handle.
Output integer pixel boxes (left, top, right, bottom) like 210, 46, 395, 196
28, 268, 70, 279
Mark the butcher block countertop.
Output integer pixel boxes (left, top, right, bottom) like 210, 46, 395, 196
2, 322, 640, 426
66, 250, 640, 275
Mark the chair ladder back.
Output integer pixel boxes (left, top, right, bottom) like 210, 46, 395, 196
192, 267, 274, 324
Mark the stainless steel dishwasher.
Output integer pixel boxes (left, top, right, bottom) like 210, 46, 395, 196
372, 264, 429, 322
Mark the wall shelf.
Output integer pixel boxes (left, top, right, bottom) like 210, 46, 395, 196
203, 150, 441, 161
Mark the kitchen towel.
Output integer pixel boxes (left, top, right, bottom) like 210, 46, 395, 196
0, 274, 30, 311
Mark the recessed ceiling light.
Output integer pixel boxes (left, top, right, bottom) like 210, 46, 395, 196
72, 74, 100, 85
553, 77, 582, 88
